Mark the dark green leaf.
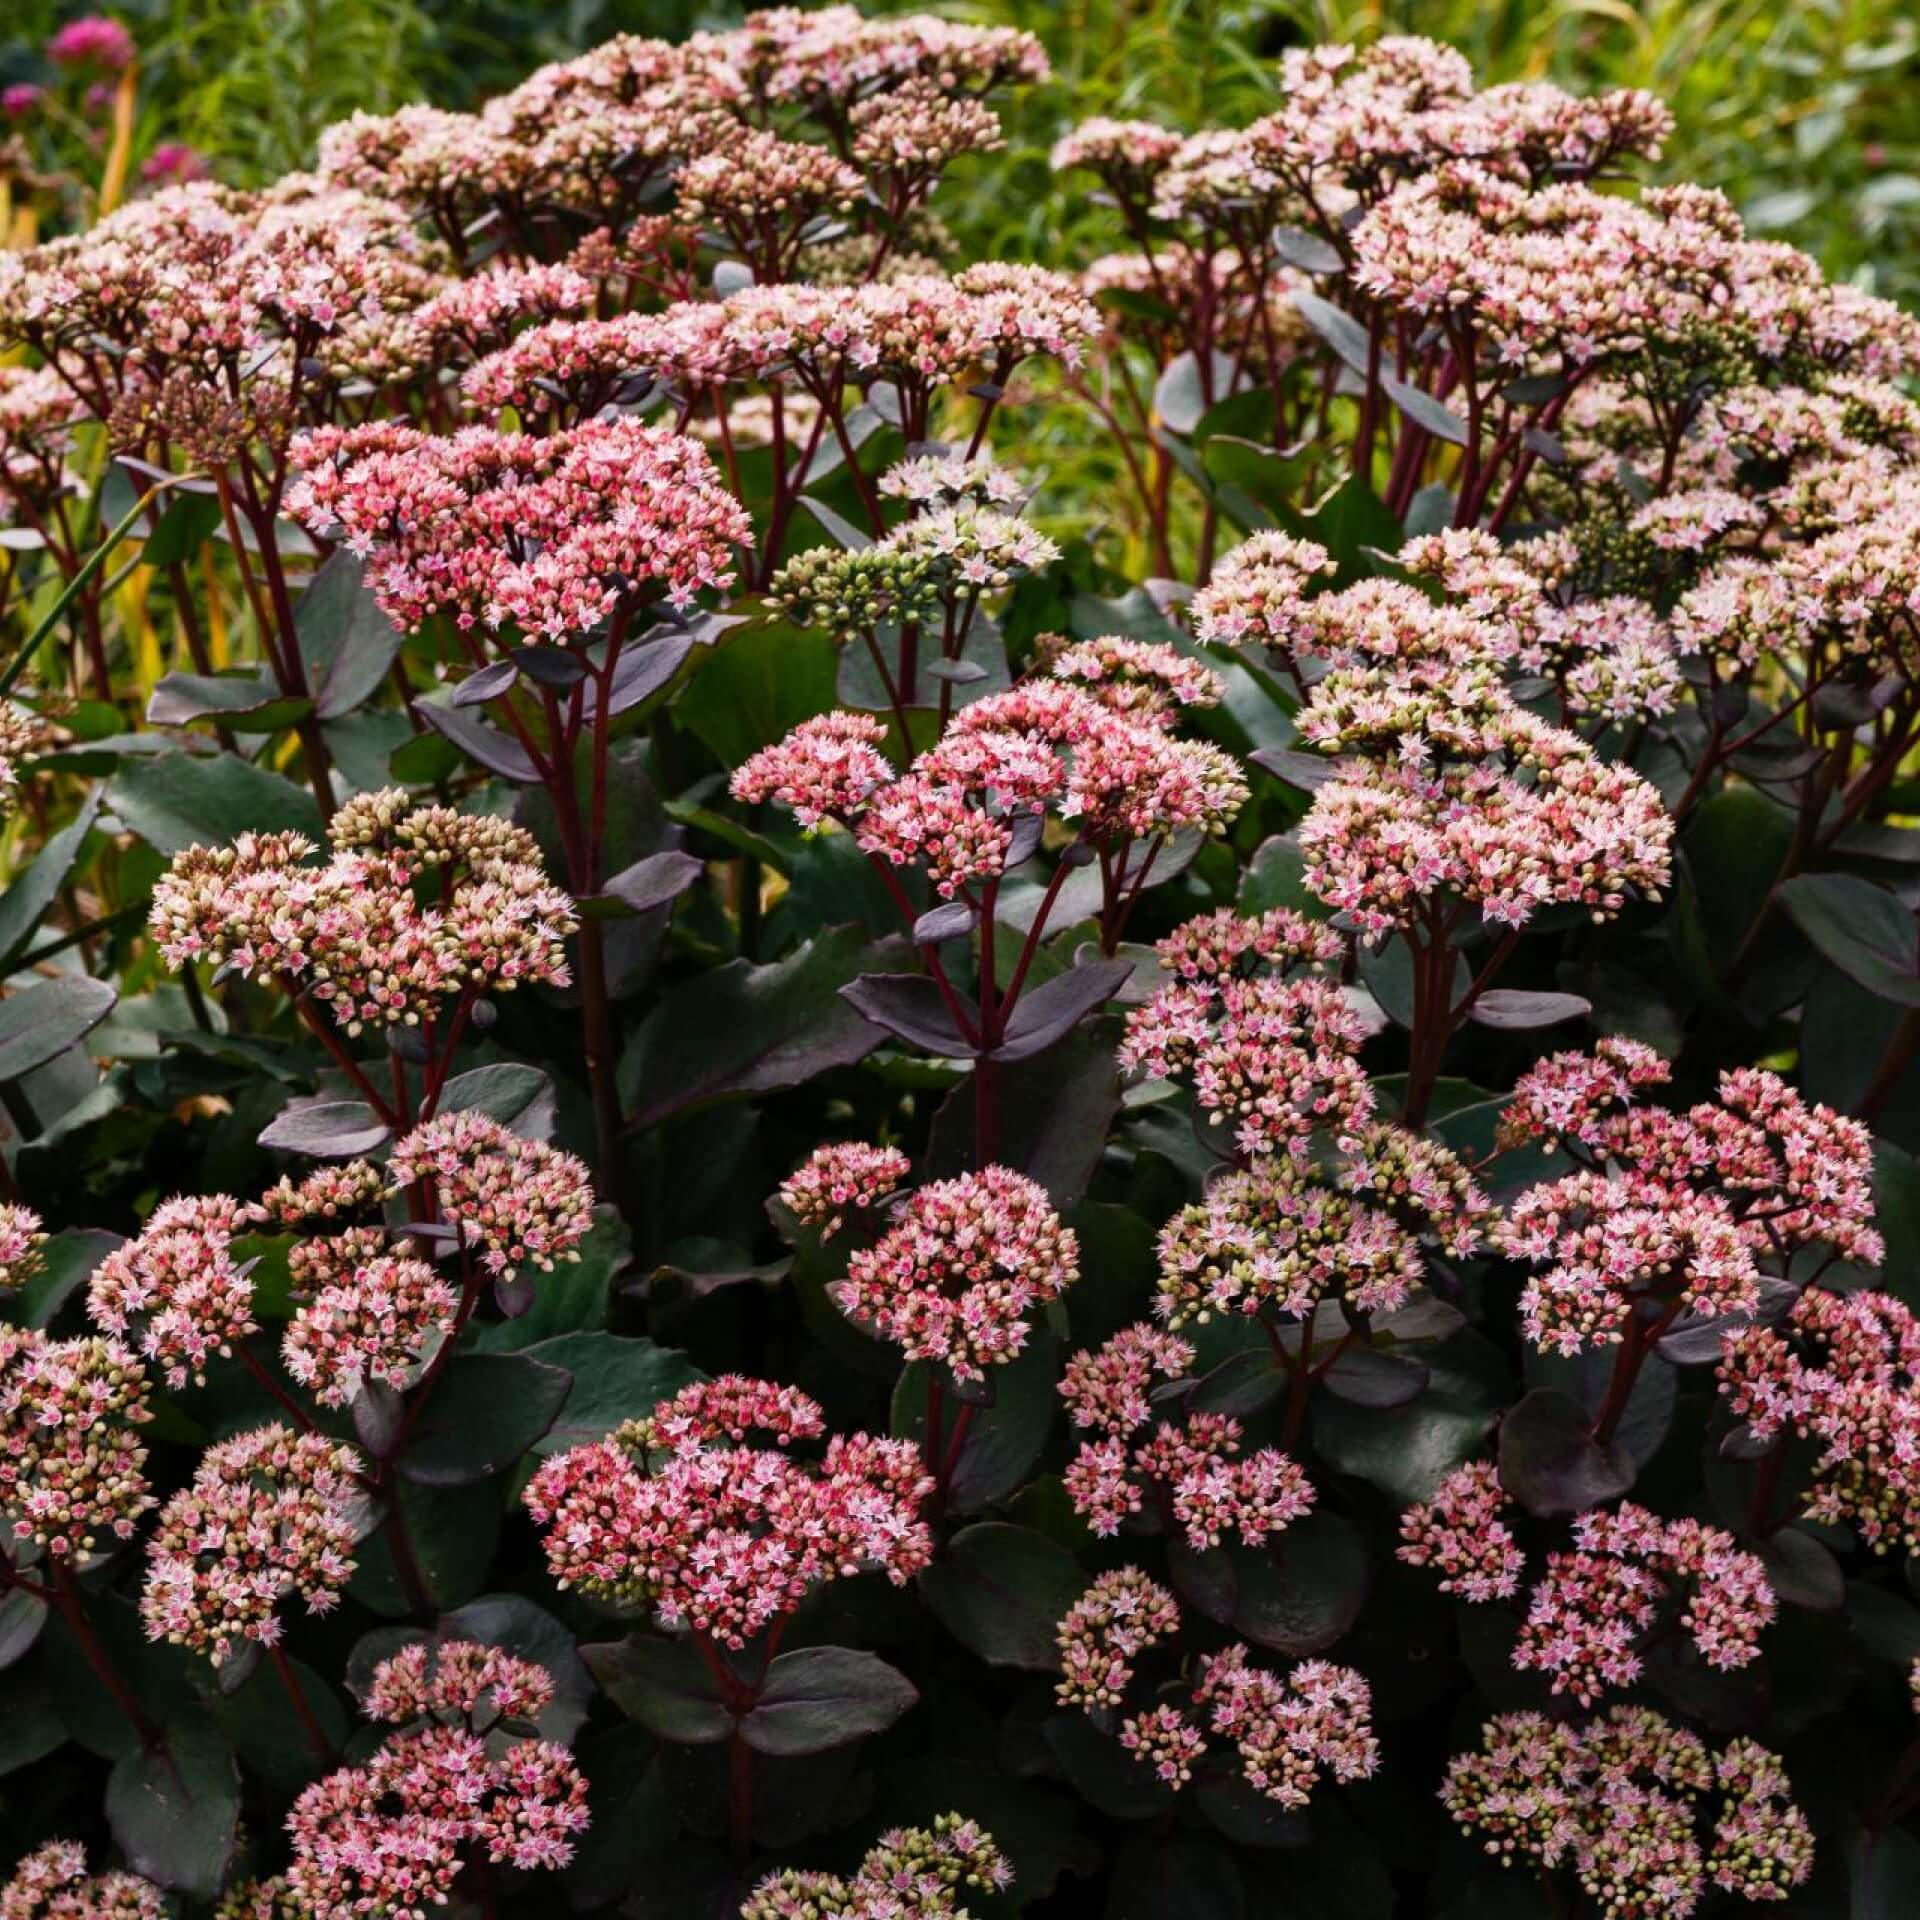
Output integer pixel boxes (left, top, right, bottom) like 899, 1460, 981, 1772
298, 550, 407, 721
107, 749, 324, 856
678, 617, 838, 766
522, 1331, 701, 1454
433, 1063, 556, 1138
0, 786, 103, 968
583, 1635, 734, 1745
919, 1523, 1087, 1671
146, 668, 310, 732
1779, 872, 1920, 1007
349, 1477, 500, 1616
0, 976, 116, 1082
395, 1352, 572, 1485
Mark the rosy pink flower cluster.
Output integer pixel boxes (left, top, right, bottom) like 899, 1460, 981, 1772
1720, 1287, 1920, 1552
1059, 1323, 1314, 1547
779, 1141, 912, 1238
386, 1112, 594, 1277
523, 1376, 932, 1645
140, 1423, 364, 1663
282, 1708, 588, 1919
362, 1638, 552, 1731
1401, 1467, 1775, 1704
281, 1246, 456, 1407
0, 1327, 152, 1556
1056, 1569, 1377, 1808
1442, 1708, 1812, 1916
740, 1816, 1012, 1920
834, 1165, 1078, 1380
288, 416, 749, 634
0, 1842, 162, 1920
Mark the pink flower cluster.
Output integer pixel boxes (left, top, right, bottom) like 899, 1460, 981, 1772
283, 1712, 588, 1920
386, 1112, 594, 1277
0, 1204, 46, 1295
523, 1376, 932, 1645
779, 1141, 912, 1238
0, 1327, 152, 1556
741, 1816, 1012, 1920
1497, 1044, 1881, 1352
1400, 1467, 1775, 1704
149, 799, 576, 1036
87, 1193, 257, 1389
834, 1165, 1078, 1380
0, 1842, 162, 1920
289, 416, 749, 635
1056, 1569, 1378, 1808
281, 1246, 456, 1408
140, 1423, 364, 1664
1442, 1708, 1813, 1916
1720, 1287, 1920, 1552
1059, 1324, 1315, 1547
362, 1638, 552, 1731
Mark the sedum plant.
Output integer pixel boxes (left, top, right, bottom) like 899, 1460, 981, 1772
1, 7, 1920, 1918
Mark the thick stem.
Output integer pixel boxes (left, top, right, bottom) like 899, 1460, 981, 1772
1744, 1436, 1789, 1541
576, 918, 626, 1203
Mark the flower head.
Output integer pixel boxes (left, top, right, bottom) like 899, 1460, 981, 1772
141, 1424, 364, 1663
1, 1842, 163, 1920
0, 1205, 47, 1295
779, 1142, 912, 1238
741, 1815, 1012, 1920
88, 1193, 257, 1388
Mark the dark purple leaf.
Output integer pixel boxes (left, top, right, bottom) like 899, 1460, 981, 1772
1498, 1387, 1635, 1517
257, 1097, 392, 1159
1469, 989, 1593, 1031
593, 633, 698, 721
992, 959, 1133, 1062
738, 1647, 918, 1757
595, 850, 705, 917
918, 1524, 1088, 1672
839, 973, 974, 1056
1249, 746, 1340, 792
414, 699, 541, 782
1319, 1345, 1430, 1409
451, 660, 519, 706
913, 901, 976, 945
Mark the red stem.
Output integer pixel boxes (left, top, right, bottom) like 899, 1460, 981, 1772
271, 1639, 334, 1762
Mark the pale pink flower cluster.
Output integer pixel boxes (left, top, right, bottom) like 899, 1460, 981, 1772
282, 1248, 457, 1407
285, 1719, 588, 1920
523, 1376, 933, 1644
779, 1141, 912, 1238
385, 1112, 594, 1276
288, 415, 749, 633
1497, 1045, 1882, 1351
741, 1816, 1012, 1920
0, 1327, 153, 1556
1442, 1708, 1812, 1916
1060, 1324, 1314, 1547
1720, 1288, 1920, 1552
249, 1159, 388, 1229
834, 1166, 1078, 1380
0, 1842, 163, 1920
1189, 532, 1338, 662
1046, 635, 1224, 723
362, 1638, 552, 1730
851, 78, 1004, 176
149, 799, 576, 1036
87, 1192, 257, 1389
1056, 1569, 1377, 1807
140, 1423, 364, 1663
877, 452, 1025, 509
0, 1204, 46, 1294
1401, 1468, 1775, 1704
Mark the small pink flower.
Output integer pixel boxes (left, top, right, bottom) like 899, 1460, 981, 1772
47, 15, 135, 70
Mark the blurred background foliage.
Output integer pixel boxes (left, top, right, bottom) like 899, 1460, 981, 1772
4, 0, 1916, 291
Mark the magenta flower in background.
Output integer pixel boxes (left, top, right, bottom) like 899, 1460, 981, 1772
1, 83, 42, 119
140, 141, 209, 184
45, 14, 135, 70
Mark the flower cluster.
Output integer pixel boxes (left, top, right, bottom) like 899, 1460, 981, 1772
0, 1205, 46, 1295
0, 1843, 163, 1920
1059, 1324, 1315, 1547
385, 1112, 594, 1276
1056, 1569, 1378, 1807
0, 1328, 152, 1556
524, 1377, 932, 1645
87, 1192, 257, 1389
284, 1715, 588, 1920
1497, 1043, 1881, 1352
281, 1245, 457, 1407
741, 1815, 1011, 1920
779, 1141, 912, 1238
149, 794, 577, 1036
834, 1166, 1078, 1381
140, 1424, 364, 1664
1719, 1287, 1920, 1552
1400, 1468, 1775, 1704
1442, 1709, 1813, 1916
288, 416, 750, 634
362, 1638, 552, 1731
